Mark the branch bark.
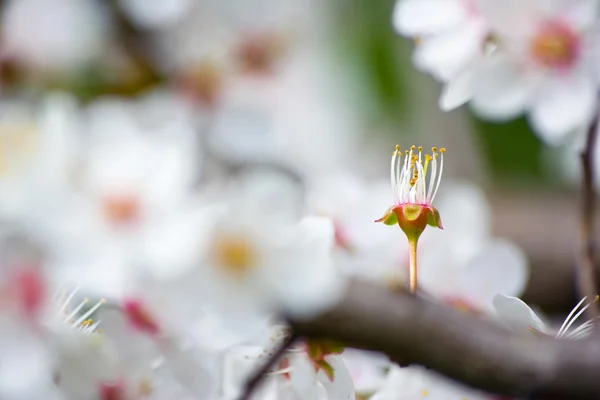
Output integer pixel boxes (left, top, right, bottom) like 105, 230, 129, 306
578, 115, 600, 321
290, 280, 600, 400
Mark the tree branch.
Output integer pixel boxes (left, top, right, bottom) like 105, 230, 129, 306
579, 115, 600, 321
290, 280, 600, 400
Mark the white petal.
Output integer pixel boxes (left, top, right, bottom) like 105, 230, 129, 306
272, 217, 346, 319
457, 239, 529, 311
414, 21, 486, 82
560, 0, 599, 31
392, 0, 468, 36
529, 74, 597, 146
470, 54, 539, 121
439, 66, 475, 111
317, 355, 355, 400
290, 355, 320, 400
479, 0, 556, 39
493, 294, 548, 334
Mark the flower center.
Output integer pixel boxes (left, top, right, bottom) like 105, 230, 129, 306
0, 122, 38, 177
211, 235, 258, 277
102, 194, 140, 225
531, 22, 579, 68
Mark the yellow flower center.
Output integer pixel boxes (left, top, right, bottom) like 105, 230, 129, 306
0, 122, 38, 177
211, 235, 258, 277
531, 22, 579, 68
102, 194, 140, 225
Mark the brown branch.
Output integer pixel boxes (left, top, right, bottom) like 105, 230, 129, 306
578, 115, 600, 321
290, 280, 600, 400
238, 332, 297, 400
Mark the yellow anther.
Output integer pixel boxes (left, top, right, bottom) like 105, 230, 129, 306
440, 147, 446, 153
410, 145, 416, 150
431, 147, 437, 152
405, 150, 409, 156
395, 144, 400, 152
418, 146, 423, 152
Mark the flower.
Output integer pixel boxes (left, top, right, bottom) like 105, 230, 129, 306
1, 0, 109, 73
376, 145, 444, 293
470, 0, 600, 144
494, 294, 598, 339
418, 182, 529, 313
307, 172, 410, 287
371, 365, 489, 400
222, 335, 354, 400
393, 0, 491, 110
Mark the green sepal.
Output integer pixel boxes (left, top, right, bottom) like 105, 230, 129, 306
315, 360, 335, 382
375, 206, 398, 226
426, 207, 443, 229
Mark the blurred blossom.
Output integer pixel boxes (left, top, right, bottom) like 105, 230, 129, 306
371, 365, 489, 400
2, 0, 109, 73
395, 0, 600, 144
307, 173, 409, 286
494, 294, 597, 339
35, 92, 200, 297
419, 182, 529, 313
393, 0, 490, 110
470, 0, 600, 144
119, 0, 194, 30
223, 333, 354, 400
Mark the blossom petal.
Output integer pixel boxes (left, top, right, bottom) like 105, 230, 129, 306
529, 74, 597, 146
560, 0, 599, 31
479, 0, 558, 39
458, 239, 529, 311
470, 54, 539, 121
439, 67, 475, 111
290, 355, 320, 400
493, 294, 548, 334
414, 21, 486, 82
393, 0, 468, 37
272, 216, 346, 319
317, 355, 355, 400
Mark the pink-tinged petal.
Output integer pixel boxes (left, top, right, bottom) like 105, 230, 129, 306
457, 239, 529, 311
560, 0, 600, 31
289, 355, 320, 400
493, 294, 548, 334
470, 54, 540, 121
393, 0, 468, 37
529, 73, 597, 145
414, 21, 487, 82
439, 67, 475, 111
479, 0, 558, 39
318, 355, 355, 400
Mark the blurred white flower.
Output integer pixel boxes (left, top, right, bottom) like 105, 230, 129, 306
342, 349, 390, 397
371, 365, 489, 400
418, 182, 529, 312
119, 0, 194, 30
393, 0, 490, 110
223, 338, 354, 400
494, 294, 597, 339
2, 0, 109, 73
471, 0, 600, 144
44, 93, 199, 297
307, 173, 409, 286
0, 93, 80, 221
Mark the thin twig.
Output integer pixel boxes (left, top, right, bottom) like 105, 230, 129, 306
578, 114, 600, 322
238, 332, 298, 400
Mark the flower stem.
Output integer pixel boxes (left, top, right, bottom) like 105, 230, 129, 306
579, 114, 600, 323
409, 239, 418, 294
